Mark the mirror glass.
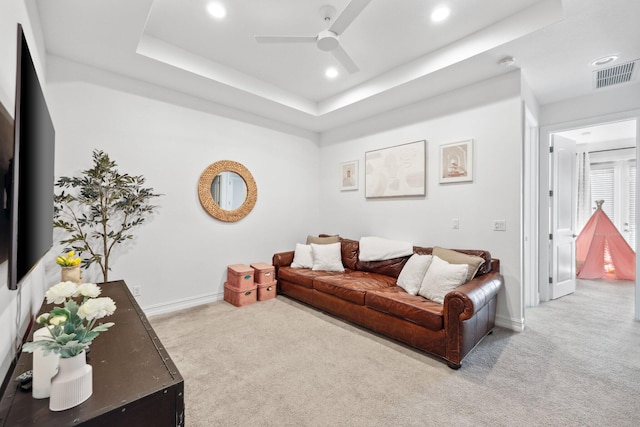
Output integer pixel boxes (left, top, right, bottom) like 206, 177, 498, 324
211, 172, 247, 211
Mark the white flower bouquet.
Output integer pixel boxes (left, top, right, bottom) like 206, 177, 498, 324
22, 282, 116, 358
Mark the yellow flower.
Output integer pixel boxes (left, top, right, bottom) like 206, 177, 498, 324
56, 251, 81, 267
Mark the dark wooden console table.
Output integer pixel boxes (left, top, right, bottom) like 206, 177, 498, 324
0, 280, 184, 426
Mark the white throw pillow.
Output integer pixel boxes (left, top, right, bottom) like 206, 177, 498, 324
418, 256, 468, 304
291, 243, 313, 269
397, 254, 433, 296
311, 242, 345, 272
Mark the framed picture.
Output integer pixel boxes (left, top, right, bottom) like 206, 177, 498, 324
439, 139, 473, 183
340, 160, 358, 191
365, 140, 426, 198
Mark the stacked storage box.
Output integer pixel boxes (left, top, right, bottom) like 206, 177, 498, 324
224, 264, 257, 307
250, 262, 277, 301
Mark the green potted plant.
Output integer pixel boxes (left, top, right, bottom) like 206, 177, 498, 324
53, 149, 161, 282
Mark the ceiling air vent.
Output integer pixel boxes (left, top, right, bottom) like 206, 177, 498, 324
593, 60, 637, 89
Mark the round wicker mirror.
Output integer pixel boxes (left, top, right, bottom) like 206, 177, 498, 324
198, 160, 257, 222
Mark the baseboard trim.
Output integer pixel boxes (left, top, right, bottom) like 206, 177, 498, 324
495, 314, 524, 332
143, 291, 224, 317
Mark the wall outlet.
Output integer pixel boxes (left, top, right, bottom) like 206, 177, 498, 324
493, 220, 507, 231
132, 285, 141, 296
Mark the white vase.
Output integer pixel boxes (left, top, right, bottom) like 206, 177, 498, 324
31, 327, 60, 399
49, 350, 93, 411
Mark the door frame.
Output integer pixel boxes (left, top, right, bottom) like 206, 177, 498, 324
524, 107, 539, 308
537, 110, 640, 320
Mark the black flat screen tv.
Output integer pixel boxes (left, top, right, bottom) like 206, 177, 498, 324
5, 24, 56, 290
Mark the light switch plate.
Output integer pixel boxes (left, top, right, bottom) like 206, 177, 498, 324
493, 220, 507, 231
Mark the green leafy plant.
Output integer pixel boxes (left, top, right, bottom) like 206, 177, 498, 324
53, 149, 161, 282
22, 282, 116, 358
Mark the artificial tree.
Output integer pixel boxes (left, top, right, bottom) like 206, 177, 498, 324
53, 149, 161, 282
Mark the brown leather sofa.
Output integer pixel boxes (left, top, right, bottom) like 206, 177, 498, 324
272, 238, 503, 369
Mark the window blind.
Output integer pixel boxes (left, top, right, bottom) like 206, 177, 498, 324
590, 164, 615, 220
627, 161, 636, 251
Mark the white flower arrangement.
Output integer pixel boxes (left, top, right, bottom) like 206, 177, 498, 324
22, 281, 116, 358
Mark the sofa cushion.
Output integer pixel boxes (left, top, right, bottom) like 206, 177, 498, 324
365, 287, 444, 331
340, 238, 360, 271
313, 271, 396, 305
418, 256, 468, 304
311, 242, 345, 272
413, 247, 492, 278
356, 257, 409, 278
278, 266, 347, 289
433, 247, 485, 281
397, 254, 433, 295
358, 236, 414, 261
291, 243, 314, 269
306, 235, 340, 245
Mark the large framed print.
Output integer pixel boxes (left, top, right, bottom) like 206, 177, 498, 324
365, 140, 426, 198
439, 139, 473, 183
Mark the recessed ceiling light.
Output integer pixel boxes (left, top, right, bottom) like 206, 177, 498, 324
325, 67, 339, 79
591, 55, 618, 67
431, 6, 451, 23
207, 2, 226, 19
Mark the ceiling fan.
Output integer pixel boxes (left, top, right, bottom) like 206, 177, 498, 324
254, 0, 372, 74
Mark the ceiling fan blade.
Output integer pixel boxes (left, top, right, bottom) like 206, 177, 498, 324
332, 45, 359, 74
254, 35, 317, 44
329, 0, 372, 35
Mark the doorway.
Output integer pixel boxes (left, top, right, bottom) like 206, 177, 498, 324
543, 118, 638, 316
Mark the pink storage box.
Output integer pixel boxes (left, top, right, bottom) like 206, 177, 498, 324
227, 264, 254, 290
257, 280, 277, 302
250, 262, 275, 284
224, 283, 257, 307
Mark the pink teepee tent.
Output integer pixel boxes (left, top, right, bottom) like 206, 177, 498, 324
576, 200, 636, 280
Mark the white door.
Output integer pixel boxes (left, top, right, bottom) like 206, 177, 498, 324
550, 134, 577, 299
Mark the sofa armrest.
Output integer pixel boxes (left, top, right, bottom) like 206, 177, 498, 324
442, 266, 503, 368
444, 270, 503, 321
273, 251, 294, 273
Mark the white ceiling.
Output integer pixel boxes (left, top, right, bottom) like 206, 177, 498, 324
34, 0, 640, 136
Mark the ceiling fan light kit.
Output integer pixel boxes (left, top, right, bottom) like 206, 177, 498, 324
317, 30, 339, 52
254, 0, 373, 74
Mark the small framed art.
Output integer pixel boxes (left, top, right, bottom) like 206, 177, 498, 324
439, 139, 473, 183
340, 160, 358, 191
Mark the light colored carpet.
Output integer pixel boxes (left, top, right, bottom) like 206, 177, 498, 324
150, 280, 640, 426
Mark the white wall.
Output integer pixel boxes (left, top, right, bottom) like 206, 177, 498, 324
46, 57, 320, 315
540, 84, 640, 128
318, 73, 525, 331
